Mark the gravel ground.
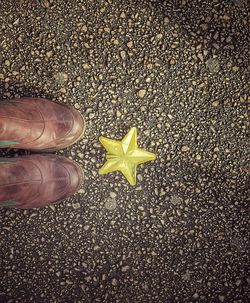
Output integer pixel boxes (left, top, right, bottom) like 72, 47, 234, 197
0, 0, 249, 302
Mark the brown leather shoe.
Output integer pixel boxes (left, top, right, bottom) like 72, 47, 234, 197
0, 98, 86, 151
0, 155, 84, 209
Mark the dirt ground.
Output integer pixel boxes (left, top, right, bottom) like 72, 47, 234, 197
0, 0, 249, 302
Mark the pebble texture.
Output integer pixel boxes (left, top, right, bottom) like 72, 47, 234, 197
0, 0, 249, 302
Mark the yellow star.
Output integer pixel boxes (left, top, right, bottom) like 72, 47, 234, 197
99, 127, 156, 186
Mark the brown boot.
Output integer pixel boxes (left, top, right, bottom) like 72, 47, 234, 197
0, 154, 83, 209
0, 98, 86, 151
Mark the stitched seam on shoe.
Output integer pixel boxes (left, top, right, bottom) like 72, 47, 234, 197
0, 180, 41, 187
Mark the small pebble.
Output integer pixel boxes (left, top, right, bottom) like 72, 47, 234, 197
206, 58, 220, 73
54, 72, 68, 84
120, 51, 126, 60
121, 265, 130, 272
212, 101, 219, 107
181, 145, 190, 152
138, 89, 146, 98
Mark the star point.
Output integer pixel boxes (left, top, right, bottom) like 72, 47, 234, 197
98, 127, 156, 185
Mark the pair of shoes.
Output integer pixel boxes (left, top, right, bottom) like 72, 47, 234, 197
0, 98, 86, 209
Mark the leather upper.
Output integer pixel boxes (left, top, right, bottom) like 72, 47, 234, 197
0, 155, 83, 208
0, 98, 85, 150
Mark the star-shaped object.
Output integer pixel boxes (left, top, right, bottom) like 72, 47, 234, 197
99, 127, 156, 186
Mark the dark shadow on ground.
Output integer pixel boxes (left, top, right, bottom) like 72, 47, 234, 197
150, 0, 249, 58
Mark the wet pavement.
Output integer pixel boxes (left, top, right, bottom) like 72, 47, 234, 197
0, 0, 249, 302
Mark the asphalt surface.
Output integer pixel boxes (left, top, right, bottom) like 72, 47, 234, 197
0, 0, 249, 302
